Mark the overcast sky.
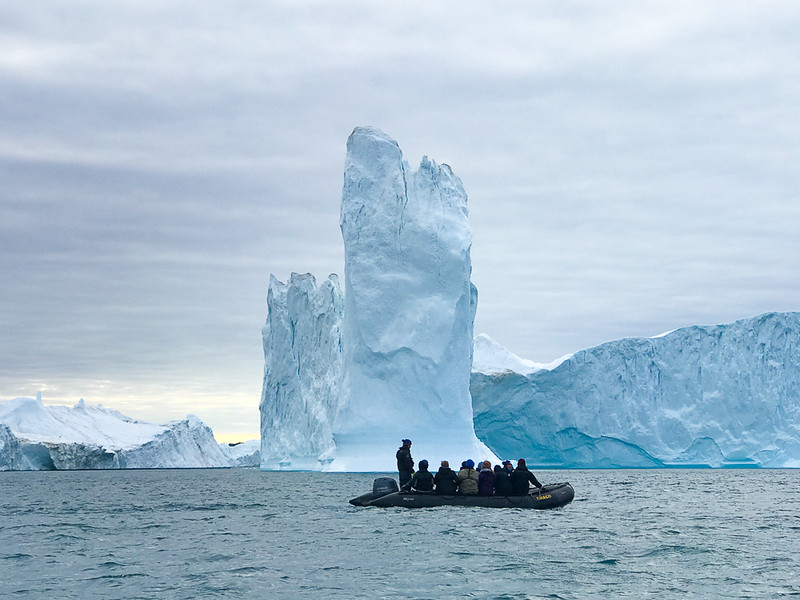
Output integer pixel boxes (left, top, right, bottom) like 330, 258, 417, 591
2, 1, 799, 440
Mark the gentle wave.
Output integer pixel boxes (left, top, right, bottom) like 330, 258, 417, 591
1, 469, 799, 599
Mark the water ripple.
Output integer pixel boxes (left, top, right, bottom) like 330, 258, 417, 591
1, 469, 799, 599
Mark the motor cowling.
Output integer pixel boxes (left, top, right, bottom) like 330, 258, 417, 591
372, 477, 399, 497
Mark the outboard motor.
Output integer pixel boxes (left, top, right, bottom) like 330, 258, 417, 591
372, 477, 399, 497
349, 477, 400, 506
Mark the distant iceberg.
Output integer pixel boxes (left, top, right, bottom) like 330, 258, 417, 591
220, 439, 261, 467
472, 333, 572, 375
0, 394, 235, 470
471, 312, 800, 468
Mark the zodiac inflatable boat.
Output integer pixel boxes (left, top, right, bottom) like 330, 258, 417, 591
349, 477, 574, 509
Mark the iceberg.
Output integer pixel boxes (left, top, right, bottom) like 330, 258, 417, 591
260, 127, 493, 471
471, 312, 800, 468
336, 127, 492, 469
0, 394, 234, 470
259, 272, 343, 470
472, 333, 571, 375
220, 439, 261, 467
259, 128, 800, 471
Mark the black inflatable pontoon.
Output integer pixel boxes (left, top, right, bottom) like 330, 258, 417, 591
349, 477, 574, 509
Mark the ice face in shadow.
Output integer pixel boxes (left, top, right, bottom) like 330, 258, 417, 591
259, 127, 493, 471
0, 395, 233, 470
259, 273, 343, 469
471, 312, 800, 468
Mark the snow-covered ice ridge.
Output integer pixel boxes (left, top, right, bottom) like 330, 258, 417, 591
260, 127, 492, 471
0, 394, 238, 470
471, 312, 800, 468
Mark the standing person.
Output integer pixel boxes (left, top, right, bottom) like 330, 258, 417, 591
478, 461, 495, 496
457, 459, 479, 495
396, 439, 414, 488
493, 464, 513, 496
510, 458, 544, 495
434, 460, 459, 494
403, 459, 434, 492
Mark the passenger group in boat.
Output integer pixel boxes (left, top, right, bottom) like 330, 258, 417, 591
396, 438, 544, 496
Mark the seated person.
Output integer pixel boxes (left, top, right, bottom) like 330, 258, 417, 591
509, 458, 544, 495
478, 461, 495, 496
493, 464, 513, 496
434, 460, 459, 494
402, 459, 434, 492
457, 459, 479, 495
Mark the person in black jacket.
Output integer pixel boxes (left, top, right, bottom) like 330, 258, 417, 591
403, 459, 434, 492
509, 458, 544, 495
493, 464, 513, 496
396, 439, 414, 488
433, 460, 459, 494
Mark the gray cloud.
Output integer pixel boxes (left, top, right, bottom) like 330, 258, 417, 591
2, 1, 799, 437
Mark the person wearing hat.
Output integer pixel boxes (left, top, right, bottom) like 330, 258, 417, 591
433, 460, 459, 495
403, 459, 434, 492
493, 462, 513, 496
478, 460, 495, 496
457, 459, 479, 495
396, 439, 414, 488
510, 458, 544, 495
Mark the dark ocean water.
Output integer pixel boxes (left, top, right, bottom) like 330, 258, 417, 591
1, 468, 798, 599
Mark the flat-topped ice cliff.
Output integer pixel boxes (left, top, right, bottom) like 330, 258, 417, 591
0, 395, 234, 470
471, 312, 800, 468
